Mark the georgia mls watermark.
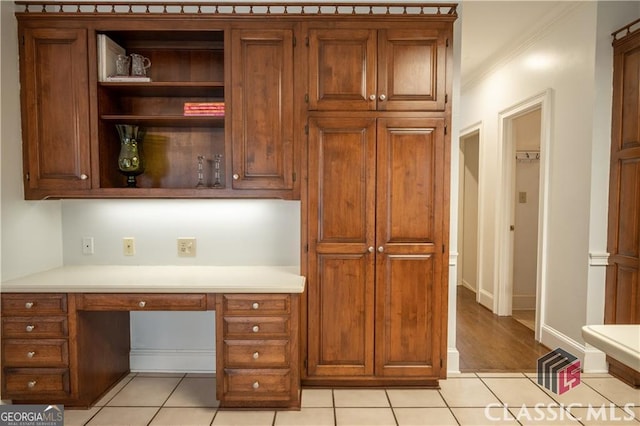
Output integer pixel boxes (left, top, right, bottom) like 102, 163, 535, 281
0, 405, 63, 426
484, 348, 637, 423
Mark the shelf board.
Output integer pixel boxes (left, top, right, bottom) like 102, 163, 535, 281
99, 81, 224, 97
101, 114, 224, 127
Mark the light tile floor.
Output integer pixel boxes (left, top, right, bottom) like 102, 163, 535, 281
57, 372, 639, 425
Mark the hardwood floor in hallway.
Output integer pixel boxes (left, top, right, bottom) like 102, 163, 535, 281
456, 286, 550, 372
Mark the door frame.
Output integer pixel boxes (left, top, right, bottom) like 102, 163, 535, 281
458, 122, 485, 305
495, 89, 552, 340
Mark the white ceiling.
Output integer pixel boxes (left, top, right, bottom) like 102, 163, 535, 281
460, 1, 573, 85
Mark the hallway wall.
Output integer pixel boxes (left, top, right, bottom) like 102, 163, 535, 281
458, 1, 640, 369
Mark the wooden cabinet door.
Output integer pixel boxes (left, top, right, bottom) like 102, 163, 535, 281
308, 29, 377, 111
307, 116, 376, 377
374, 118, 446, 377
377, 28, 448, 111
20, 27, 91, 198
605, 29, 640, 324
231, 28, 295, 191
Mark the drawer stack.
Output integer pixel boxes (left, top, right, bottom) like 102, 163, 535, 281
217, 294, 300, 408
1, 294, 70, 401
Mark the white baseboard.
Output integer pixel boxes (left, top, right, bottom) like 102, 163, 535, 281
512, 294, 536, 310
461, 279, 476, 293
130, 349, 216, 373
478, 288, 493, 310
447, 347, 460, 374
540, 325, 608, 373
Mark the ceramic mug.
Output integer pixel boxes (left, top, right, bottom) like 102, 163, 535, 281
130, 54, 151, 77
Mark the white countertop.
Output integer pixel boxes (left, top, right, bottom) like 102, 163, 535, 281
582, 324, 640, 372
1, 265, 305, 294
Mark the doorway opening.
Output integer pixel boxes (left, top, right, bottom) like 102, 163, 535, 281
511, 108, 541, 332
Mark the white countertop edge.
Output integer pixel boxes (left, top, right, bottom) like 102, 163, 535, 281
582, 325, 640, 371
1, 265, 306, 294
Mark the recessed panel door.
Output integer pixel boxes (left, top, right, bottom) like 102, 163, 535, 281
307, 117, 376, 377
374, 118, 446, 377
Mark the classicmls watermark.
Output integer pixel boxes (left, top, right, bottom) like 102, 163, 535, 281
0, 405, 63, 426
537, 347, 581, 394
483, 347, 636, 423
484, 402, 637, 422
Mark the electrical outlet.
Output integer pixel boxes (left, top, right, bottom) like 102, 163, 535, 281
82, 237, 94, 255
123, 237, 135, 256
177, 238, 196, 257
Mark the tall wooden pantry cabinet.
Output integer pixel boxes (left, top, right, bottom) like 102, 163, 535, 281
303, 18, 454, 386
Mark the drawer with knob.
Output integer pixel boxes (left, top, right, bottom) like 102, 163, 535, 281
223, 340, 290, 367
1, 294, 67, 316
76, 293, 207, 311
221, 294, 290, 315
222, 369, 291, 398
222, 316, 290, 337
2, 339, 69, 367
3, 368, 70, 397
2, 317, 68, 338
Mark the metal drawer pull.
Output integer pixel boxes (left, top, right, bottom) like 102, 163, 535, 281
27, 381, 37, 388
25, 302, 34, 309
252, 381, 260, 389
252, 302, 259, 310
138, 301, 146, 308
26, 325, 35, 332
27, 351, 35, 358
252, 325, 260, 333
253, 352, 259, 360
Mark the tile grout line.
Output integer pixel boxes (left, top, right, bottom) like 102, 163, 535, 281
383, 389, 400, 426
144, 374, 186, 425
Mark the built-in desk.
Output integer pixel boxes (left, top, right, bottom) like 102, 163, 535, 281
1, 266, 305, 409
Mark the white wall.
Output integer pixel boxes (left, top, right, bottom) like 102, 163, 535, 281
458, 1, 640, 369
460, 133, 479, 292
1, 1, 63, 282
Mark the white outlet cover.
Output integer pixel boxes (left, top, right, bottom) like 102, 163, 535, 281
177, 238, 196, 257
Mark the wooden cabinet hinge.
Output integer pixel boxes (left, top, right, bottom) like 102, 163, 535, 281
305, 244, 309, 253
304, 124, 309, 135
445, 93, 448, 104
25, 172, 30, 181
293, 36, 296, 47
305, 37, 309, 47
304, 93, 309, 103
22, 35, 25, 46
446, 38, 449, 48
444, 125, 448, 135
293, 172, 297, 182
442, 244, 445, 253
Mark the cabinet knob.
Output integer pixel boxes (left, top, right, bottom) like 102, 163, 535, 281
379, 94, 387, 101
252, 325, 260, 333
138, 301, 146, 308
252, 302, 259, 310
24, 302, 34, 309
369, 94, 376, 101
368, 246, 374, 253
27, 380, 37, 389
253, 351, 259, 360
233, 174, 240, 180
378, 246, 385, 253
27, 351, 35, 358
26, 325, 35, 332
252, 381, 260, 389
80, 174, 88, 180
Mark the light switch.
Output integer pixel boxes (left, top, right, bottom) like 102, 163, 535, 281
519, 192, 527, 203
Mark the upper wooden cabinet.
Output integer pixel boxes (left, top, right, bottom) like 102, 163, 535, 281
307, 25, 449, 111
230, 27, 296, 191
20, 27, 92, 198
